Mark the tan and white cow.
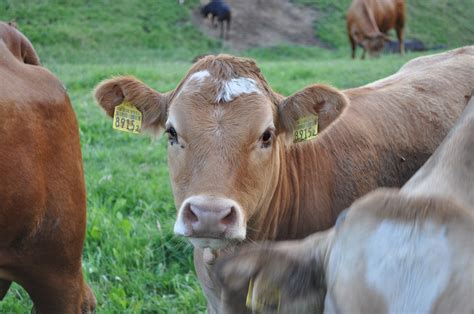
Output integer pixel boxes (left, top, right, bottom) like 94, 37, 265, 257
94, 47, 474, 312
0, 22, 95, 313
217, 95, 474, 313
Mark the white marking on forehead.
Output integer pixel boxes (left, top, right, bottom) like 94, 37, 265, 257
175, 70, 211, 99
188, 70, 211, 82
217, 77, 261, 103
365, 220, 451, 314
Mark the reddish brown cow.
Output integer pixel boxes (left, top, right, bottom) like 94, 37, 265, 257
217, 96, 474, 313
347, 0, 405, 59
0, 23, 95, 313
94, 47, 473, 313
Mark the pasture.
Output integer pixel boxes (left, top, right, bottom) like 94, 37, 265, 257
1, 0, 473, 313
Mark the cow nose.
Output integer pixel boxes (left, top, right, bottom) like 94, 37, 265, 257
174, 195, 246, 242
183, 202, 237, 236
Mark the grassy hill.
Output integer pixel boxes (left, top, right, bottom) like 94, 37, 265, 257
1, 0, 472, 63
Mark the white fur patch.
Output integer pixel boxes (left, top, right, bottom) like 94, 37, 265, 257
217, 77, 261, 103
365, 220, 451, 314
188, 70, 211, 82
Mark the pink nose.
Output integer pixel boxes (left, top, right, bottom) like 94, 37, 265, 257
182, 201, 238, 237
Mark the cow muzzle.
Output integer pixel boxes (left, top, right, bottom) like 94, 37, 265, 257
174, 195, 246, 249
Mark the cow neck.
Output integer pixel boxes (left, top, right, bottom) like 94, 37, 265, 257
247, 136, 337, 242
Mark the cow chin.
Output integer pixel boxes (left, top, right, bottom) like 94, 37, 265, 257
188, 236, 244, 250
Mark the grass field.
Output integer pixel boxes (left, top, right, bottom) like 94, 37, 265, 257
0, 0, 472, 313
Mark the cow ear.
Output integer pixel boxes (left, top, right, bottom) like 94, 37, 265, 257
94, 76, 170, 135
278, 84, 348, 138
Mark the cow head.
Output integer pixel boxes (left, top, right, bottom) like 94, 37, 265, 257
94, 55, 347, 249
363, 33, 390, 57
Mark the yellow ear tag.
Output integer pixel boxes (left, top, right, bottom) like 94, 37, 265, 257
246, 279, 281, 313
113, 102, 142, 134
293, 114, 318, 143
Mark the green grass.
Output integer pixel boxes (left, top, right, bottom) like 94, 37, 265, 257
0, 0, 472, 312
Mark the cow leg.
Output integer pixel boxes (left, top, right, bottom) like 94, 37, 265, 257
19, 269, 95, 314
396, 26, 405, 55
225, 20, 230, 40
361, 48, 366, 60
220, 21, 224, 39
349, 35, 356, 59
0, 279, 11, 300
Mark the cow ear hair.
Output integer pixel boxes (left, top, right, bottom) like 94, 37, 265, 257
278, 84, 348, 138
94, 76, 170, 135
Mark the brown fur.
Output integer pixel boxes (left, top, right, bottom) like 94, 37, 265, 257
94, 48, 474, 313
347, 0, 405, 59
216, 97, 474, 313
0, 25, 95, 313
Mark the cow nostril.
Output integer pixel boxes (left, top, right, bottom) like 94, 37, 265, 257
184, 205, 199, 223
221, 206, 237, 226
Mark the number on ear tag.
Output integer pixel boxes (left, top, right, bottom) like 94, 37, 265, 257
293, 114, 318, 143
113, 102, 142, 134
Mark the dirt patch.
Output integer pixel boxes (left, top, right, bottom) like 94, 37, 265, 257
191, 0, 327, 51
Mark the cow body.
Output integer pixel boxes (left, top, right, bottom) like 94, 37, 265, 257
217, 96, 474, 313
0, 23, 95, 313
347, 0, 405, 59
94, 47, 474, 313
201, 0, 231, 39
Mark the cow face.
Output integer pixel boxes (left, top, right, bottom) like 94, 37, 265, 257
95, 55, 347, 249
363, 33, 390, 57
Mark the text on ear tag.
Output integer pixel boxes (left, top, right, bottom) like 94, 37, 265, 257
113, 102, 142, 134
294, 114, 318, 143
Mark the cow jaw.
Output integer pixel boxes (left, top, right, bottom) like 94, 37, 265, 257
174, 195, 247, 249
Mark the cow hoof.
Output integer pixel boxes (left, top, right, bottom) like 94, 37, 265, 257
0, 279, 11, 300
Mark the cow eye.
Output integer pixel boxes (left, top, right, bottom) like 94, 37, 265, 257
166, 126, 179, 145
260, 129, 273, 148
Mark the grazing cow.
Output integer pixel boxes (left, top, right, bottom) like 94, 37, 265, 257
201, 0, 231, 39
217, 96, 474, 313
94, 47, 474, 313
0, 23, 95, 313
347, 0, 405, 59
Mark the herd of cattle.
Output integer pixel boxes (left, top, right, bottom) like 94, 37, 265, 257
0, 9, 473, 314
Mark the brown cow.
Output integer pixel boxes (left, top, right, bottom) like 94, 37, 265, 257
347, 0, 405, 59
94, 47, 474, 313
217, 96, 474, 313
0, 23, 95, 313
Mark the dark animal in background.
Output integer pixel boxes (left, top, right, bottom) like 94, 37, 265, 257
347, 0, 405, 59
201, 0, 231, 39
